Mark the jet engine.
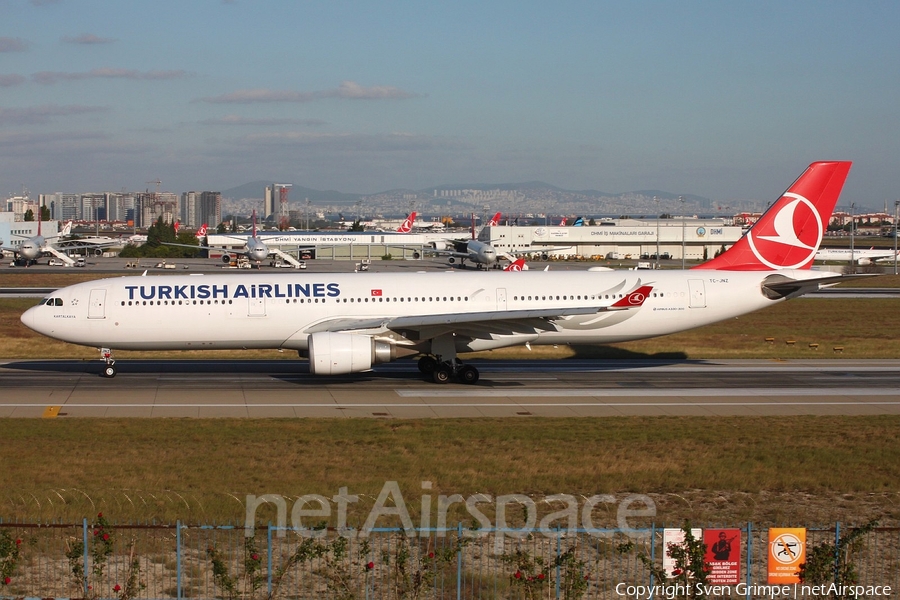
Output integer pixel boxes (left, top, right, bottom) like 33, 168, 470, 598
221, 253, 232, 264
857, 257, 872, 266
429, 241, 451, 251
307, 332, 395, 375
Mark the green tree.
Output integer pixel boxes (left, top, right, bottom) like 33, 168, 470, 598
23, 209, 34, 222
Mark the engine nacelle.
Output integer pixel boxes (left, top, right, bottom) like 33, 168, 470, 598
221, 253, 232, 264
857, 257, 872, 266
307, 332, 395, 375
429, 240, 451, 251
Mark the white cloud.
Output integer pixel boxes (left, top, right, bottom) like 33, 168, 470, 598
0, 74, 27, 87
0, 38, 28, 53
199, 115, 327, 127
33, 68, 189, 84
0, 104, 110, 125
200, 81, 420, 103
63, 34, 117, 45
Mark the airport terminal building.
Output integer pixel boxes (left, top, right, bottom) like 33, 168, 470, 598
206, 218, 743, 262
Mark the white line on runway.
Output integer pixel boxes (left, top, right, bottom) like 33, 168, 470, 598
3, 401, 900, 408
395, 387, 900, 397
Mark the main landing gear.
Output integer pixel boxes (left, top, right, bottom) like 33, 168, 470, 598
417, 355, 480, 385
99, 347, 117, 378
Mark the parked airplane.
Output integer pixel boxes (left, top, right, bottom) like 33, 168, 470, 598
2, 219, 116, 266
1, 218, 53, 265
22, 161, 852, 384
814, 246, 899, 265
417, 212, 507, 269
165, 212, 297, 267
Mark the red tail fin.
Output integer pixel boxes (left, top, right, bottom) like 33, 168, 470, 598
488, 212, 502, 227
396, 212, 416, 233
696, 161, 851, 271
504, 258, 526, 271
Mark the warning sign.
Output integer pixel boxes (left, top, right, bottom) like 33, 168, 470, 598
703, 528, 741, 584
767, 528, 806, 584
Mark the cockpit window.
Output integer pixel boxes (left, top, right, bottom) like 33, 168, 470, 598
40, 297, 64, 306
54, 298, 63, 306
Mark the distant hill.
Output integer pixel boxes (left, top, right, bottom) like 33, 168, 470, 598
220, 180, 721, 217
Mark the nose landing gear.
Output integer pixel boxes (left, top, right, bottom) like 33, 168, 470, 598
99, 348, 117, 378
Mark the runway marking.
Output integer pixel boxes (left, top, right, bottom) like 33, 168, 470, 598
1, 400, 900, 408
395, 387, 900, 397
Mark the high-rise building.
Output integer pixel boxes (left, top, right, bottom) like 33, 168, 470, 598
181, 191, 200, 228
199, 191, 221, 229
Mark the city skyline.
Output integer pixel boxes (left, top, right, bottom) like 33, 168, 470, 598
1, 1, 899, 209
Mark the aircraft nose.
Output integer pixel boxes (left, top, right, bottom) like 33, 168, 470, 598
20, 306, 36, 331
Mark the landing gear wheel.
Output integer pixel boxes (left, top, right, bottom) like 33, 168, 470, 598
432, 365, 452, 384
101, 365, 117, 378
457, 364, 479, 384
417, 356, 438, 374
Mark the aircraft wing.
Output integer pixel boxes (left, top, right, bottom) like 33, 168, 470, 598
303, 286, 653, 338
760, 273, 874, 299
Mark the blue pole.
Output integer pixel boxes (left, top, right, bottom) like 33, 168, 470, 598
555, 527, 561, 599
176, 521, 182, 600
650, 523, 655, 588
834, 522, 841, 585
82, 517, 89, 597
268, 523, 273, 596
457, 522, 463, 600
746, 523, 752, 600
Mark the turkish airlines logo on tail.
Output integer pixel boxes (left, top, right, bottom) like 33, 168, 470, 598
504, 258, 525, 271
196, 224, 208, 238
747, 192, 823, 269
610, 285, 653, 309
397, 212, 416, 233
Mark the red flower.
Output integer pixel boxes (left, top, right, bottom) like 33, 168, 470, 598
15, 539, 21, 545
113, 584, 121, 592
514, 571, 522, 579
102, 533, 110, 541
93, 529, 99, 536
98, 512, 103, 518
428, 552, 434, 558
366, 561, 374, 570
251, 553, 260, 561
538, 573, 545, 580
672, 568, 683, 576
3, 577, 9, 585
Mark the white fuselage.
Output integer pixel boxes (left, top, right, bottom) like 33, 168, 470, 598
20, 269, 822, 354
815, 248, 899, 263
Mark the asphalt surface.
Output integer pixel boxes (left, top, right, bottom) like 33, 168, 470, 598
1, 358, 898, 418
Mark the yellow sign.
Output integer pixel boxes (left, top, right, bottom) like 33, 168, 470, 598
767, 528, 806, 584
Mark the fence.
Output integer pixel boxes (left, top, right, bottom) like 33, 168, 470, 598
0, 521, 897, 599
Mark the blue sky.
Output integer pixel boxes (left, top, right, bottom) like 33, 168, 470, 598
1, 0, 898, 208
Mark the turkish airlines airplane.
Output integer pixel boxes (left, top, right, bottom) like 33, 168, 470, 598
814, 246, 899, 265
167, 212, 270, 265
22, 161, 852, 383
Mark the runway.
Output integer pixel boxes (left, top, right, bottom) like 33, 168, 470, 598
1, 358, 898, 418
